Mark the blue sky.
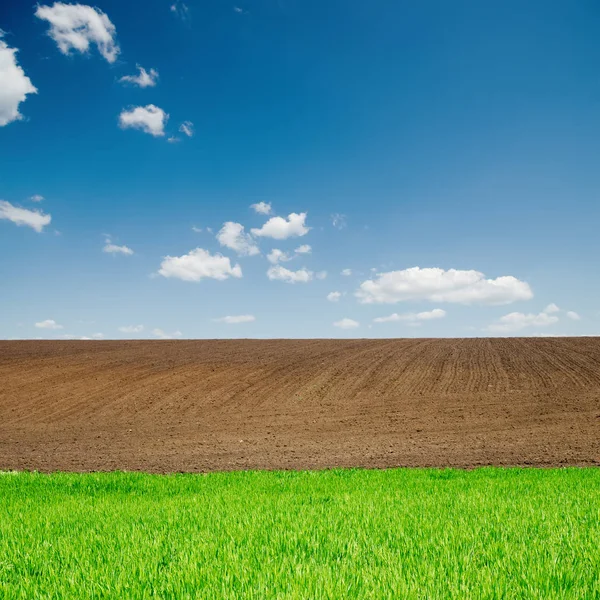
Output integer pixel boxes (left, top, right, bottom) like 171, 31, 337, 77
1, 0, 599, 339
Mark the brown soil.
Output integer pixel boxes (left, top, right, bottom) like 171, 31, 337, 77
1, 338, 599, 472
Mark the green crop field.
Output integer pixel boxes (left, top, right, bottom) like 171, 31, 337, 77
1, 468, 599, 599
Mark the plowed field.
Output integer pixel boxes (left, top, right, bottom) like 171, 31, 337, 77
1, 338, 599, 472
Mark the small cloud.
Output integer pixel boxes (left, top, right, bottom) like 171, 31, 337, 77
35, 2, 120, 63
487, 309, 558, 333
295, 244, 311, 254
331, 213, 347, 230
341, 268, 352, 277
152, 328, 182, 339
167, 136, 180, 143
0, 200, 51, 232
118, 325, 144, 333
119, 65, 159, 88
543, 303, 560, 314
566, 311, 581, 321
35, 319, 62, 330
217, 222, 259, 256
179, 121, 194, 137
327, 291, 342, 302
213, 315, 255, 324
267, 249, 292, 264
333, 318, 359, 330
192, 226, 203, 233
0, 36, 38, 127
252, 212, 309, 240
373, 308, 446, 324
316, 271, 327, 280
250, 202, 272, 215
103, 236, 133, 255
30, 194, 44, 202
170, 1, 189, 20
158, 247, 242, 282
267, 265, 313, 284
119, 104, 168, 137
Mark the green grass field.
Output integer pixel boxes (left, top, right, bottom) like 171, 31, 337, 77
1, 468, 599, 599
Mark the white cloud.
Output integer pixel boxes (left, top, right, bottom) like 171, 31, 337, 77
118, 325, 144, 333
119, 105, 168, 137
119, 65, 158, 88
267, 265, 313, 284
0, 200, 51, 232
179, 121, 194, 137
167, 136, 180, 143
35, 319, 63, 330
295, 244, 311, 254
333, 318, 359, 329
341, 268, 352, 276
30, 194, 44, 202
544, 303, 560, 314
487, 310, 558, 333
217, 222, 259, 256
0, 37, 37, 127
103, 237, 133, 255
158, 248, 242, 282
357, 267, 533, 305
251, 212, 309, 240
566, 311, 581, 321
316, 271, 328, 280
213, 315, 256, 324
60, 333, 103, 340
267, 249, 291, 264
191, 226, 203, 233
327, 291, 342, 302
331, 213, 347, 230
152, 328, 182, 339
374, 308, 447, 324
35, 2, 120, 63
250, 202, 272, 215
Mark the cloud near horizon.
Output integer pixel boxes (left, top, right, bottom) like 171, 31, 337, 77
356, 267, 533, 305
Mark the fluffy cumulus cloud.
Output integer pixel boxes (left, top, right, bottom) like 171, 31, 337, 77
119, 65, 158, 88
0, 200, 51, 232
356, 267, 533, 305
250, 202, 272, 215
251, 212, 309, 240
333, 318, 359, 329
216, 222, 259, 256
0, 37, 37, 127
35, 2, 120, 63
152, 328, 182, 339
566, 311, 581, 321
118, 325, 144, 333
295, 244, 311, 254
30, 194, 44, 202
373, 308, 446, 324
213, 315, 256, 324
341, 269, 352, 276
35, 319, 63, 330
267, 265, 313, 284
487, 305, 559, 333
327, 291, 342, 302
103, 237, 133, 255
119, 105, 168, 137
179, 121, 194, 137
158, 248, 242, 282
